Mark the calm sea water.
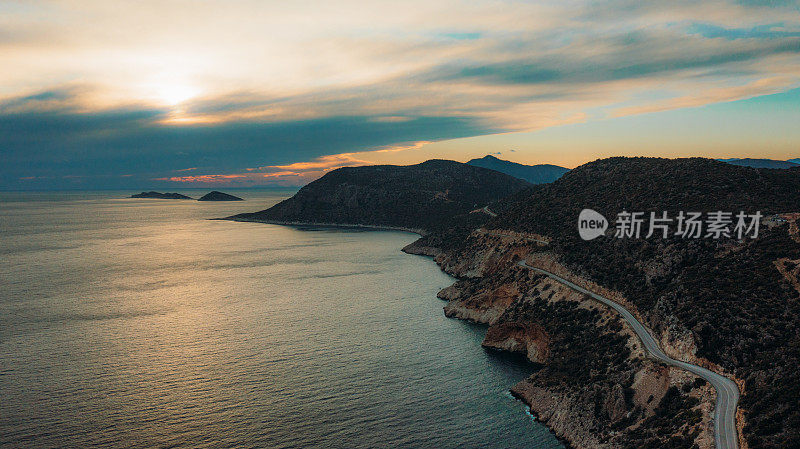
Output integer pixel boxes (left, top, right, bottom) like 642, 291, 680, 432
0, 190, 563, 449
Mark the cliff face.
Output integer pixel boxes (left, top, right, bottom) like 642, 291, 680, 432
482, 322, 550, 364
423, 230, 715, 449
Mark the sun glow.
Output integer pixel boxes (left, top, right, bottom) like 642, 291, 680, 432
154, 83, 199, 106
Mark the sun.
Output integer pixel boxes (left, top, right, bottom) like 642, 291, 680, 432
153, 83, 199, 106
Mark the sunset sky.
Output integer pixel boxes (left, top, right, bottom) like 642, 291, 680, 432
2, 0, 799, 189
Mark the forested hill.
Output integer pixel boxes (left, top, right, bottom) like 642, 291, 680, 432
230, 159, 530, 232
492, 156, 800, 240
489, 157, 800, 449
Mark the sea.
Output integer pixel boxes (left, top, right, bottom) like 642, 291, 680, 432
0, 190, 563, 449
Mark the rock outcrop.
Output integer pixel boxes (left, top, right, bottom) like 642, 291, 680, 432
198, 191, 244, 201
482, 322, 550, 364
428, 229, 715, 449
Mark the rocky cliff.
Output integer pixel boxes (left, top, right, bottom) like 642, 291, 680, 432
409, 229, 716, 449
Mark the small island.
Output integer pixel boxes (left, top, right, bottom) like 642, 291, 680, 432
198, 191, 244, 201
130, 191, 193, 199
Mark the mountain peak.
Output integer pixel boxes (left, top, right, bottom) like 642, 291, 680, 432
466, 154, 568, 184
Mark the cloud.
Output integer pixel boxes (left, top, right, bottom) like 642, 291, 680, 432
157, 153, 374, 187
611, 76, 797, 116
148, 140, 441, 187
690, 23, 800, 40
0, 88, 492, 189
1, 0, 800, 188
154, 174, 247, 184
429, 29, 800, 86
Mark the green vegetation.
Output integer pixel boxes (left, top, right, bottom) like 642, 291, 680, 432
231, 159, 530, 232
490, 157, 800, 449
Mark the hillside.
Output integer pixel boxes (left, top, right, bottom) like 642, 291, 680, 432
467, 155, 569, 184
493, 157, 800, 239
229, 159, 530, 233
483, 157, 800, 449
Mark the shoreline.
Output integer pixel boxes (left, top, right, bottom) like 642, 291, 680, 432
216, 216, 426, 236
508, 389, 577, 449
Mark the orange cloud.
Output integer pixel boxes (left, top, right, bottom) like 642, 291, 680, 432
152, 151, 386, 187
154, 174, 247, 183
269, 154, 371, 171
262, 171, 301, 178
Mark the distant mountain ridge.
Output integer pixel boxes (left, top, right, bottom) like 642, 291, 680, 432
719, 158, 799, 169
229, 159, 531, 233
466, 155, 569, 184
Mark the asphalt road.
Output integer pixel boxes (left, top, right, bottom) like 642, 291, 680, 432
517, 260, 740, 449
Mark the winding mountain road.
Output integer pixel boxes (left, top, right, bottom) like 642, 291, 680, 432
517, 260, 740, 449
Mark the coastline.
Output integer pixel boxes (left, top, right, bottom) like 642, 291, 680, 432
405, 229, 718, 449
226, 218, 716, 449
217, 216, 427, 236
508, 389, 577, 449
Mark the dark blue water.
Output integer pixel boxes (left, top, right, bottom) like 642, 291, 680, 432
0, 191, 563, 449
